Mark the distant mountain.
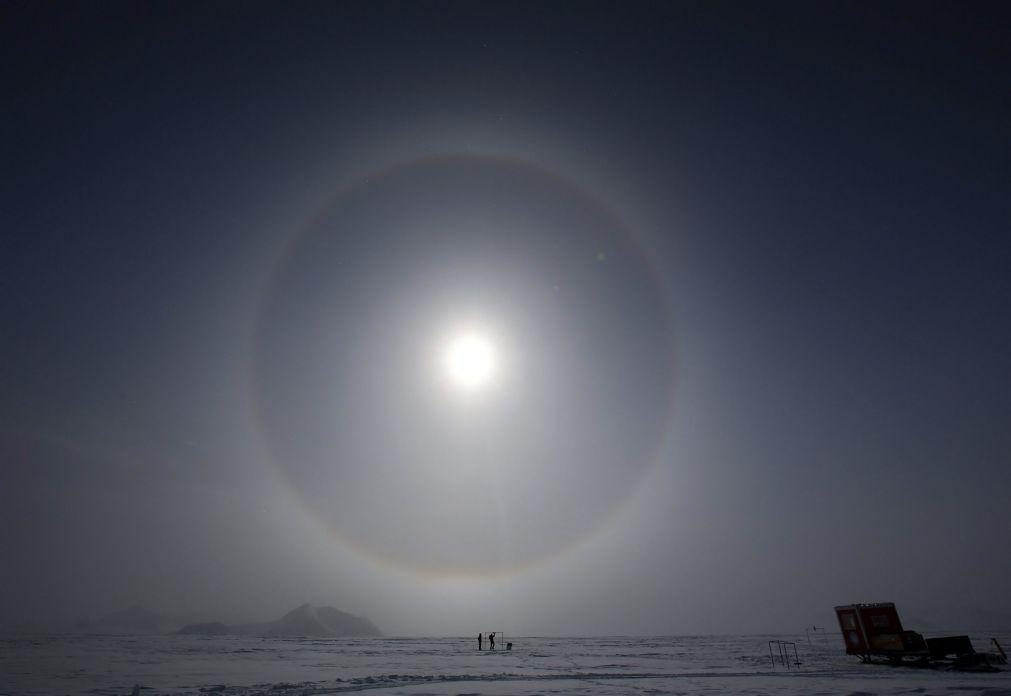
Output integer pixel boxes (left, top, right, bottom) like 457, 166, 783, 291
171, 604, 381, 637
265, 603, 333, 636
265, 603, 381, 637
315, 606, 381, 636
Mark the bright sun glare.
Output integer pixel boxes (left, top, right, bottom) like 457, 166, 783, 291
443, 332, 497, 391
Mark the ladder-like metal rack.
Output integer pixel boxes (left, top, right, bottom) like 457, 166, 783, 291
769, 640, 801, 668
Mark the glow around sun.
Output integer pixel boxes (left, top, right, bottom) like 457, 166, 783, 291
442, 331, 498, 392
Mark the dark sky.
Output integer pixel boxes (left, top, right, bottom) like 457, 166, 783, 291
2, 2, 1010, 635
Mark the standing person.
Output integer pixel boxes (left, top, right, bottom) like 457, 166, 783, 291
489, 632, 496, 650
477, 632, 482, 651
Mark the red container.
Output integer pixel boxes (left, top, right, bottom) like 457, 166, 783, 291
835, 603, 906, 655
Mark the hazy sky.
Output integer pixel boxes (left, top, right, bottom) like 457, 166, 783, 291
3, 2, 1010, 636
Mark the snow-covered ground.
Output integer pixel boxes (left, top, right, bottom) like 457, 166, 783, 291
1, 633, 1008, 695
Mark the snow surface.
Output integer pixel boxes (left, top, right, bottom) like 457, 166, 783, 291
1, 633, 1008, 695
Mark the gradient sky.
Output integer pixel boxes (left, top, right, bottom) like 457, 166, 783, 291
3, 2, 1010, 636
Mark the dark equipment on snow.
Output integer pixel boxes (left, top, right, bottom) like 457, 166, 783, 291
834, 603, 1006, 671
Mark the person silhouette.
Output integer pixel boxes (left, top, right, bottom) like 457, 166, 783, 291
489, 632, 496, 650
477, 632, 482, 650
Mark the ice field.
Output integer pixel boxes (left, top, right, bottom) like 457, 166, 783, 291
3, 633, 1010, 695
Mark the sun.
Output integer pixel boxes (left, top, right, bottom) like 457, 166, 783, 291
443, 331, 497, 391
